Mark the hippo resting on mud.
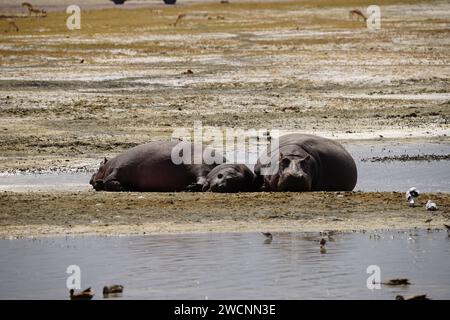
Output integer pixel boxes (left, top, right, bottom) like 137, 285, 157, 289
202, 164, 257, 193
90, 141, 226, 192
254, 133, 357, 192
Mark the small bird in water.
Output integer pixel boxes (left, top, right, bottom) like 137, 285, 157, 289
261, 232, 273, 239
382, 278, 410, 286
373, 278, 411, 286
426, 200, 438, 211
406, 187, 420, 207
103, 285, 124, 297
261, 232, 273, 244
319, 238, 326, 247
396, 294, 429, 300
319, 238, 327, 253
69, 287, 95, 300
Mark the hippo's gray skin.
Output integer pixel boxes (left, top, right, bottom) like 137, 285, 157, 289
90, 141, 224, 192
202, 164, 257, 193
254, 133, 357, 192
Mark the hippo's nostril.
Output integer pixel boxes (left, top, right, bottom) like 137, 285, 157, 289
284, 172, 302, 179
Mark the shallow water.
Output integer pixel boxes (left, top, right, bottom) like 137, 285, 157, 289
346, 142, 450, 192
0, 142, 448, 192
0, 230, 449, 300
0, 172, 92, 192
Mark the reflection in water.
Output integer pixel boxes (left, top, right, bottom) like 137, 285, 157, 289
0, 230, 449, 299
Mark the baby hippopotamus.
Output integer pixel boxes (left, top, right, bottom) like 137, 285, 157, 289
254, 133, 357, 192
90, 141, 224, 192
202, 164, 257, 193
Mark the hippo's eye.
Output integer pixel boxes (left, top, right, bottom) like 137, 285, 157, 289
300, 159, 309, 169
280, 158, 290, 167
218, 174, 223, 179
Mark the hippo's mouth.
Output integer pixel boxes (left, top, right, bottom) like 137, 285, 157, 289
277, 175, 311, 192
89, 174, 96, 186
210, 181, 240, 193
93, 180, 105, 191
210, 183, 228, 193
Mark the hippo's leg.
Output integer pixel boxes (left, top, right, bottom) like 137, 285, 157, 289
261, 180, 271, 191
253, 174, 265, 191
186, 176, 207, 192
201, 182, 210, 192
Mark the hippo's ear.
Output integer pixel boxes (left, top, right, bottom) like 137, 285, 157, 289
104, 157, 108, 163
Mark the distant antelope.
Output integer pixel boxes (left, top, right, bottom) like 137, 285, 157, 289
22, 2, 47, 17
349, 9, 367, 21
174, 13, 186, 26
21, 2, 33, 15
21, 2, 32, 10
6, 19, 19, 32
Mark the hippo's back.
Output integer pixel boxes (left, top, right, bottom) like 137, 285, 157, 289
106, 141, 216, 191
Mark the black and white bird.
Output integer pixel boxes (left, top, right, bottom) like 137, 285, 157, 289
426, 200, 438, 211
405, 187, 420, 207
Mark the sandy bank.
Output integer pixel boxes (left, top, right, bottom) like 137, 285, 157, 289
1, 191, 448, 238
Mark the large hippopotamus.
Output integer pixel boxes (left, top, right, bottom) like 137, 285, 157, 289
89, 141, 225, 192
254, 133, 357, 192
202, 164, 257, 193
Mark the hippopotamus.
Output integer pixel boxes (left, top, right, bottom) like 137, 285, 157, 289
254, 133, 357, 192
89, 141, 225, 192
202, 164, 257, 193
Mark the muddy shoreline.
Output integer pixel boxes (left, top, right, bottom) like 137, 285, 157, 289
1, 191, 449, 238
